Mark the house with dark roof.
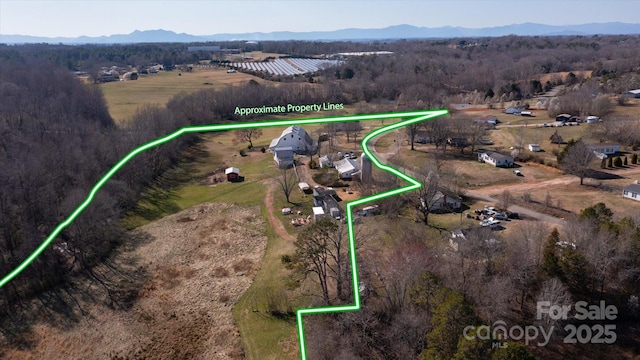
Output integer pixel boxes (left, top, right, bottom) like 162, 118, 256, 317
478, 151, 514, 167
312, 187, 342, 219
623, 184, 640, 202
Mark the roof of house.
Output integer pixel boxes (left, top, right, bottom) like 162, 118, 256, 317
431, 190, 462, 203
588, 143, 620, 150
334, 158, 360, 174
625, 89, 640, 95
624, 184, 640, 193
225, 167, 240, 174
482, 151, 513, 161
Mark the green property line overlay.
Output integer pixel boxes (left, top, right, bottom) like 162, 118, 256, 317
0, 109, 448, 359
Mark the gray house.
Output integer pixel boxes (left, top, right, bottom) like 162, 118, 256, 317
623, 184, 640, 202
478, 151, 514, 167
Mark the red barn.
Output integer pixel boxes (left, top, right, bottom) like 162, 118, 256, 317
225, 167, 240, 182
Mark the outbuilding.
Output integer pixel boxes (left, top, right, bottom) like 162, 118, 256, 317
528, 144, 541, 152
225, 167, 240, 182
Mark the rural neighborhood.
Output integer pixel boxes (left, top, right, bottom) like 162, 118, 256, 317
1, 3, 640, 360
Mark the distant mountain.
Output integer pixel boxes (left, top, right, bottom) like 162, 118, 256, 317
2, 23, 639, 44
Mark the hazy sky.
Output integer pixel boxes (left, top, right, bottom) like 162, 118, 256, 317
1, 0, 639, 37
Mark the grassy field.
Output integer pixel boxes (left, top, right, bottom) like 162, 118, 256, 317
101, 69, 267, 122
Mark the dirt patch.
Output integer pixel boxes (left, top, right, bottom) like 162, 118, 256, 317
1, 203, 267, 360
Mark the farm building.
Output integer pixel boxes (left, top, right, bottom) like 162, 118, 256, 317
313, 187, 342, 219
312, 207, 326, 221
623, 89, 640, 98
270, 126, 316, 167
505, 107, 523, 115
122, 72, 138, 80
528, 144, 541, 152
272, 147, 294, 168
623, 184, 640, 202
478, 151, 514, 167
334, 158, 361, 179
319, 155, 333, 168
225, 167, 240, 182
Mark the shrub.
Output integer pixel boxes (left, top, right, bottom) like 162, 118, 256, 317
632, 153, 638, 164
239, 148, 247, 156
624, 156, 628, 166
260, 147, 266, 153
614, 156, 623, 167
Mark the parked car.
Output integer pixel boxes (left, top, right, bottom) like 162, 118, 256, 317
493, 213, 509, 221
507, 212, 519, 219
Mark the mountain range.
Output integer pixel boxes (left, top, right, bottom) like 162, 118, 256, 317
2, 23, 639, 44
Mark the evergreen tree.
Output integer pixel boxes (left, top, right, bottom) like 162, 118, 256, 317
614, 156, 623, 167
542, 228, 562, 278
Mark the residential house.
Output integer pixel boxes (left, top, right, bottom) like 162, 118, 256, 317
334, 158, 361, 179
269, 126, 316, 168
422, 190, 462, 213
555, 113, 572, 122
623, 89, 640, 99
623, 184, 640, 202
588, 143, 620, 159
505, 107, 523, 115
478, 151, 514, 167
448, 137, 469, 148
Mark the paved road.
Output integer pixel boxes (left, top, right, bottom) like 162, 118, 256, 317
368, 131, 567, 226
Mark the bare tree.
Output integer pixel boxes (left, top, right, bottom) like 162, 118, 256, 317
274, 167, 297, 203
232, 128, 262, 148
560, 139, 596, 185
414, 168, 441, 226
498, 189, 512, 211
293, 220, 351, 305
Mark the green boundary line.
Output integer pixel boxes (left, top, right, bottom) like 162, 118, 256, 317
0, 109, 448, 359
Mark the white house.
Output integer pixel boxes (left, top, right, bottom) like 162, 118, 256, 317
478, 151, 514, 167
334, 158, 361, 179
269, 126, 316, 167
588, 143, 620, 159
623, 89, 640, 98
528, 144, 541, 152
623, 184, 640, 202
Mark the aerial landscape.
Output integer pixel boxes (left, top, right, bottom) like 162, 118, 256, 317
1, 1, 640, 359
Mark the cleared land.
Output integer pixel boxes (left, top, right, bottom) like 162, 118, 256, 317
101, 69, 266, 122
1, 203, 266, 360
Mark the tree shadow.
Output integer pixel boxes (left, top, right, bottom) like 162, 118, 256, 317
0, 231, 152, 350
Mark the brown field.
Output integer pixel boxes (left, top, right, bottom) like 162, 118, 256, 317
1, 203, 267, 360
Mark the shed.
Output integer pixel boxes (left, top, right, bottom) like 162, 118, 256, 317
225, 167, 240, 182
528, 144, 541, 152
298, 182, 311, 193
312, 207, 325, 221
